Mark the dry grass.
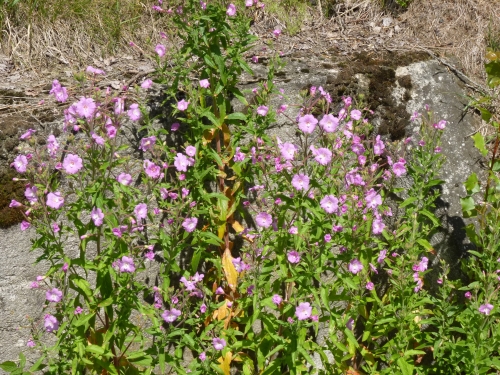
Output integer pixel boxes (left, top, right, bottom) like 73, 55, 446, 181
0, 0, 172, 69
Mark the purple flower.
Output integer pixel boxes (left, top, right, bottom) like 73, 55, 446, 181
20, 221, 30, 231
9, 199, 22, 208
479, 303, 494, 315
200, 304, 207, 313
141, 79, 153, 89
287, 251, 301, 264
46, 288, 63, 303
272, 294, 282, 305
74, 306, 83, 315
26, 339, 35, 347
44, 314, 59, 333
182, 217, 198, 232
86, 66, 105, 75
162, 308, 182, 323
76, 97, 96, 119
171, 122, 180, 131
140, 136, 156, 152
320, 195, 339, 214
255, 212, 272, 228
63, 154, 83, 174
366, 282, 374, 291
291, 173, 310, 191
128, 103, 142, 121
226, 3, 236, 16
134, 203, 148, 220
413, 257, 428, 272
348, 259, 363, 274
273, 29, 281, 37
298, 114, 318, 134
288, 226, 298, 234
256, 106, 268, 116
350, 109, 362, 120
91, 207, 104, 226
155, 44, 166, 57
279, 142, 297, 160
377, 250, 387, 264
234, 147, 246, 162
11, 155, 28, 173
213, 337, 227, 350
464, 292, 472, 299
25, 186, 38, 203
215, 287, 225, 295
295, 302, 312, 320
117, 173, 132, 185
46, 192, 64, 209
119, 256, 135, 273
251, 55, 258, 63
372, 218, 385, 235
174, 153, 190, 172
319, 114, 338, 133
177, 99, 189, 111
199, 79, 210, 88
434, 120, 447, 130
324, 234, 332, 242
392, 162, 407, 177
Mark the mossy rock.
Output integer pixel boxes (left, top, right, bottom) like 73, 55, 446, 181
0, 168, 26, 228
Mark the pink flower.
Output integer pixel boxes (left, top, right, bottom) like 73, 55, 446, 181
255, 212, 272, 228
20, 128, 36, 140
245, 0, 253, 6
117, 173, 132, 185
313, 147, 332, 165
413, 257, 429, 272
256, 106, 268, 116
366, 282, 374, 291
298, 114, 318, 134
251, 56, 258, 63
171, 122, 180, 131
44, 314, 59, 333
288, 226, 298, 234
127, 103, 141, 121
91, 207, 104, 226
199, 352, 207, 361
226, 3, 236, 16
185, 145, 196, 157
74, 306, 83, 315
140, 136, 156, 152
350, 109, 362, 120
76, 97, 96, 119
464, 291, 471, 299
162, 308, 182, 323
320, 195, 338, 214
174, 153, 190, 172
11, 155, 28, 173
279, 142, 296, 160
155, 44, 166, 57
114, 97, 125, 115
291, 174, 310, 191
46, 192, 64, 209
372, 218, 385, 235
134, 203, 148, 220
392, 162, 406, 177
319, 114, 338, 132
348, 259, 363, 274
26, 339, 35, 347
272, 294, 282, 305
295, 302, 312, 320
46, 288, 63, 303
144, 160, 162, 179
20, 221, 30, 231
365, 189, 382, 209
177, 99, 189, 111
373, 135, 385, 155
25, 186, 38, 203
141, 79, 153, 89
9, 199, 22, 208
199, 79, 210, 88
63, 154, 83, 174
182, 217, 198, 232
287, 251, 301, 264
434, 120, 447, 130
273, 29, 281, 37
119, 256, 135, 273
86, 66, 105, 75
479, 303, 494, 315
213, 337, 227, 350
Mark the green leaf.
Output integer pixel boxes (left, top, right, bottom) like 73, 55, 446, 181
0, 361, 18, 372
416, 238, 434, 252
98, 297, 114, 308
29, 355, 46, 372
420, 209, 440, 226
485, 60, 500, 88
74, 312, 95, 327
400, 197, 417, 208
404, 350, 426, 357
465, 173, 481, 194
86, 344, 105, 355
472, 133, 488, 157
226, 112, 246, 121
460, 196, 475, 213
397, 357, 414, 375
468, 250, 483, 258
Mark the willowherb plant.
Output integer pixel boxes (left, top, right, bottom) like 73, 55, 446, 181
3, 0, 500, 374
